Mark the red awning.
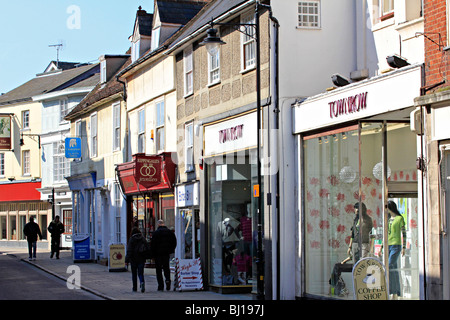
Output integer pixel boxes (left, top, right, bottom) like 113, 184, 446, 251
0, 181, 42, 201
116, 153, 176, 195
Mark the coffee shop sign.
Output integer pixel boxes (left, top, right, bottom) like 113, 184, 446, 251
329, 92, 368, 119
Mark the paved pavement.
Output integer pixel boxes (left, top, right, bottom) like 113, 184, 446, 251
0, 247, 253, 301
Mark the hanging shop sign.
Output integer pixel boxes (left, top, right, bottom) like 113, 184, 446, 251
176, 258, 204, 291
204, 112, 257, 157
293, 65, 422, 134
135, 154, 162, 188
116, 152, 176, 195
0, 115, 11, 150
65, 137, 82, 158
352, 257, 388, 300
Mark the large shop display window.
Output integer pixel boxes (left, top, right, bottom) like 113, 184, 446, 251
207, 151, 259, 290
303, 123, 419, 300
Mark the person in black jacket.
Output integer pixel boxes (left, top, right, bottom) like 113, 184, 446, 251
151, 219, 177, 291
125, 227, 149, 293
23, 217, 43, 261
48, 215, 64, 259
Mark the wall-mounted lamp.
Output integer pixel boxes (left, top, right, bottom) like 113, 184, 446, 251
386, 54, 409, 69
331, 74, 350, 87
199, 27, 226, 56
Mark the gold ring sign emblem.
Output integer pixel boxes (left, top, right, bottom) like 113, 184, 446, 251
140, 163, 157, 177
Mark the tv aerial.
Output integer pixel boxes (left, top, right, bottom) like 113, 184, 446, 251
48, 40, 65, 68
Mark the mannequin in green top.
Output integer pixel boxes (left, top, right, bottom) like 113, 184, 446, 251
387, 200, 406, 300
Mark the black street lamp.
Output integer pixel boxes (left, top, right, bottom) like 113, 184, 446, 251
200, 2, 265, 300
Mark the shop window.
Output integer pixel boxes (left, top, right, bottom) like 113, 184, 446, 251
1, 216, 6, 239
207, 151, 259, 289
9, 215, 17, 240
19, 215, 26, 240
303, 123, 419, 300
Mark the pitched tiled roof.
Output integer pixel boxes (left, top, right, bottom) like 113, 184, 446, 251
0, 63, 100, 106
158, 0, 208, 25
166, 0, 251, 51
65, 57, 132, 120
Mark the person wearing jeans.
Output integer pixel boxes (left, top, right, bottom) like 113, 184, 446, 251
125, 227, 149, 293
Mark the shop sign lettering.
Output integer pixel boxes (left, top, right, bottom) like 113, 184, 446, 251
218, 124, 244, 144
329, 92, 368, 119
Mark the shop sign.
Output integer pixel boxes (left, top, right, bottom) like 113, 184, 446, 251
293, 65, 422, 134
135, 155, 161, 188
108, 244, 126, 271
65, 137, 82, 158
204, 112, 257, 157
177, 182, 199, 207
176, 258, 203, 291
352, 257, 388, 300
0, 115, 11, 150
329, 92, 368, 119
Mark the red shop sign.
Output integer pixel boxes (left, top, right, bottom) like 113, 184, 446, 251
135, 154, 162, 188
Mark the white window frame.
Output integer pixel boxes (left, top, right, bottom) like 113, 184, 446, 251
151, 27, 161, 51
241, 13, 256, 71
138, 108, 145, 153
132, 40, 140, 62
185, 122, 194, 172
22, 110, 30, 129
156, 100, 165, 153
90, 113, 98, 158
60, 98, 69, 122
100, 60, 107, 83
297, 1, 321, 29
113, 103, 121, 151
208, 43, 221, 85
184, 48, 193, 96
53, 141, 69, 182
372, 0, 395, 25
0, 153, 4, 176
22, 150, 30, 176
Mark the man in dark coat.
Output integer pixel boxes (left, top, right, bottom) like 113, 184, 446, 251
48, 215, 64, 259
151, 219, 177, 291
23, 217, 43, 261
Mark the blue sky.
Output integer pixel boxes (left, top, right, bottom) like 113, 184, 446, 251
0, 0, 154, 94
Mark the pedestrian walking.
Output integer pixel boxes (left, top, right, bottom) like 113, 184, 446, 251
151, 219, 177, 291
48, 215, 64, 259
125, 227, 150, 293
23, 217, 42, 261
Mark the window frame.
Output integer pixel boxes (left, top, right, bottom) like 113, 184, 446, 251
138, 108, 146, 154
22, 110, 30, 129
156, 100, 165, 153
22, 150, 30, 176
53, 141, 70, 182
60, 98, 69, 123
185, 122, 194, 172
90, 112, 98, 158
297, 0, 321, 29
112, 102, 121, 151
0, 153, 4, 176
240, 13, 257, 71
184, 48, 194, 96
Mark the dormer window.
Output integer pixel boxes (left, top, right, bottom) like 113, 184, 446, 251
132, 40, 141, 62
100, 60, 107, 83
151, 27, 160, 51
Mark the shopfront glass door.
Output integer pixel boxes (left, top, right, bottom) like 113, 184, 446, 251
207, 151, 257, 289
